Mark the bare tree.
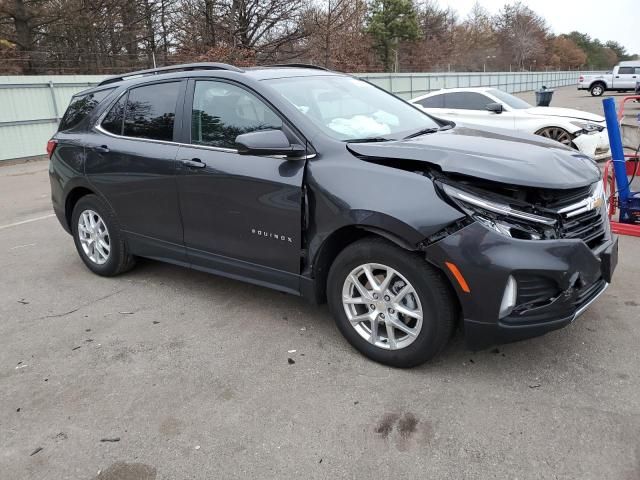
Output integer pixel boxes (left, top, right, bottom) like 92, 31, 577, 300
495, 2, 548, 70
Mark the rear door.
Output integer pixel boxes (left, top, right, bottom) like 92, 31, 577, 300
174, 78, 306, 291
85, 80, 187, 262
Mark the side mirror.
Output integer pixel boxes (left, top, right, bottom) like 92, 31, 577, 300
486, 102, 503, 114
236, 130, 305, 158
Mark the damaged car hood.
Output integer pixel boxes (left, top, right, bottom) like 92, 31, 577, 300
525, 106, 604, 122
347, 125, 601, 189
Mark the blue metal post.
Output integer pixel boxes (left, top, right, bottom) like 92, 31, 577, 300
602, 98, 629, 209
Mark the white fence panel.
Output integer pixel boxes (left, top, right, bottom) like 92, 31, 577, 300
0, 71, 603, 161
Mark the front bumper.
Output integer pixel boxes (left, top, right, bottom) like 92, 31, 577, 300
425, 221, 617, 350
573, 129, 610, 161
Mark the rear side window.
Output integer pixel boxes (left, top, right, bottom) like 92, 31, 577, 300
123, 82, 180, 141
444, 92, 492, 110
101, 94, 126, 135
416, 94, 444, 108
59, 88, 114, 131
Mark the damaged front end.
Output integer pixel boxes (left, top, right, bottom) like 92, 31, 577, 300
422, 175, 617, 349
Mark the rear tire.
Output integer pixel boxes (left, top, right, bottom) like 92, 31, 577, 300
71, 194, 135, 276
327, 238, 456, 368
590, 83, 605, 97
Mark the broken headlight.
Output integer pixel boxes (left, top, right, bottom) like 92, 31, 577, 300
569, 120, 605, 134
441, 183, 557, 240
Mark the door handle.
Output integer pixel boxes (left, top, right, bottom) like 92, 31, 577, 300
180, 158, 206, 169
93, 145, 109, 153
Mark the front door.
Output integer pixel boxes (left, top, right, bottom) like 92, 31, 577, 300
175, 79, 306, 292
85, 80, 187, 262
614, 66, 638, 89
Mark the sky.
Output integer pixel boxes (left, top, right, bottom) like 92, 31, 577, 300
435, 0, 640, 55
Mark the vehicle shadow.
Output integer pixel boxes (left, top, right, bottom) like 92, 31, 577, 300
122, 257, 598, 379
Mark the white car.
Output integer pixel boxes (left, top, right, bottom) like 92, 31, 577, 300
411, 87, 610, 160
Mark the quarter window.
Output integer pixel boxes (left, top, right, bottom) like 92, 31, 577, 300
101, 94, 126, 135
191, 81, 282, 149
444, 92, 493, 110
123, 82, 180, 141
416, 94, 444, 108
59, 88, 114, 131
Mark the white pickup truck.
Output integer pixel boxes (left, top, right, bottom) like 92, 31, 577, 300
578, 60, 640, 96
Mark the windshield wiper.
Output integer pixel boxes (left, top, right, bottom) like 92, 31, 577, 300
403, 124, 452, 140
345, 136, 391, 143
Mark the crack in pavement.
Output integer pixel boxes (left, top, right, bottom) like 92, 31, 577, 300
39, 288, 126, 319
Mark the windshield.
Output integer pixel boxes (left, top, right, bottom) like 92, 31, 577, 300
265, 75, 439, 141
488, 89, 532, 110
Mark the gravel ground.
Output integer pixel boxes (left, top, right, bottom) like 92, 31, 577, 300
1, 86, 639, 480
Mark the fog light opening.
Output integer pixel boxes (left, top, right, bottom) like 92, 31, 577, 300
499, 275, 517, 318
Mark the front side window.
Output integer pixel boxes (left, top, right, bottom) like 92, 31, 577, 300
266, 75, 439, 141
618, 67, 634, 74
191, 80, 282, 149
59, 88, 114, 131
487, 89, 532, 109
444, 92, 493, 110
123, 82, 180, 141
416, 94, 444, 108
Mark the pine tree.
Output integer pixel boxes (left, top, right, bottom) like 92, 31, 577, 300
366, 0, 419, 72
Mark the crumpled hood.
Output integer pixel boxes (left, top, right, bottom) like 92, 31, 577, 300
347, 125, 601, 189
526, 106, 605, 123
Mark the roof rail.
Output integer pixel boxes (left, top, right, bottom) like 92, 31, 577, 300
97, 62, 243, 86
266, 63, 331, 71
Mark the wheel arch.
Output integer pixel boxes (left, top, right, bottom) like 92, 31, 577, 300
64, 186, 96, 230
305, 223, 428, 305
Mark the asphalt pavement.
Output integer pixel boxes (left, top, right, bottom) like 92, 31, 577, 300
1, 86, 640, 480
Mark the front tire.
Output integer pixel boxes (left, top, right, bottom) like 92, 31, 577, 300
590, 83, 605, 97
71, 194, 135, 276
327, 238, 456, 368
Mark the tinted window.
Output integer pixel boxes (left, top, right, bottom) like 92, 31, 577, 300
191, 81, 282, 149
59, 88, 114, 131
101, 94, 126, 135
618, 67, 634, 74
123, 82, 180, 141
635, 67, 640, 75
416, 94, 444, 108
444, 92, 492, 110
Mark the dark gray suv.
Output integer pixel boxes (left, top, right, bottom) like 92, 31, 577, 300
48, 63, 617, 367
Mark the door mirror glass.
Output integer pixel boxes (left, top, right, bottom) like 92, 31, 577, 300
236, 129, 305, 157
486, 102, 503, 114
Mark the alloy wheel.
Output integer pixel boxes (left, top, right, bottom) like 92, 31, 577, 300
537, 127, 573, 146
341, 263, 423, 350
77, 209, 111, 265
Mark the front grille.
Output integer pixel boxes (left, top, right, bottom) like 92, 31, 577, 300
541, 185, 592, 209
559, 207, 606, 248
573, 277, 606, 309
503, 277, 606, 326
515, 274, 560, 308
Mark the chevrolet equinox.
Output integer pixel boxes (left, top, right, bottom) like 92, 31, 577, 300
48, 63, 618, 367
